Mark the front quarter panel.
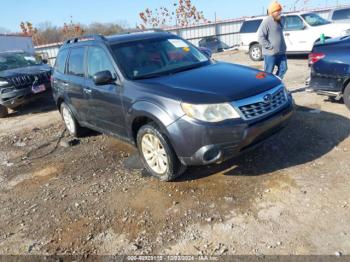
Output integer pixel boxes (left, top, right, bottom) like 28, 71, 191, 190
123, 81, 185, 141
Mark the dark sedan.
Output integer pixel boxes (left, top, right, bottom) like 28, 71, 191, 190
308, 36, 350, 110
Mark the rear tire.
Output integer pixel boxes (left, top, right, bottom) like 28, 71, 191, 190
137, 123, 186, 181
0, 105, 8, 118
344, 84, 350, 111
249, 43, 263, 61
60, 103, 85, 137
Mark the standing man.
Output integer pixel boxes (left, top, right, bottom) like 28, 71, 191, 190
258, 1, 287, 79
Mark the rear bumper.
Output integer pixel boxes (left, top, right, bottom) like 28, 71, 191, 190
308, 73, 344, 95
167, 97, 294, 166
0, 83, 51, 109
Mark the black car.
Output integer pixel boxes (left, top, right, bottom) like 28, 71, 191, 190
52, 32, 294, 181
308, 36, 350, 110
0, 51, 51, 117
198, 36, 232, 53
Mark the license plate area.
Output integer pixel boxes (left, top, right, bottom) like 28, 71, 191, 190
32, 84, 46, 94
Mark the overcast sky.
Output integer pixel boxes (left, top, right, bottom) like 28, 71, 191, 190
1, 0, 349, 32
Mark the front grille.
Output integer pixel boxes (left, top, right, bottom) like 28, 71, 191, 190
9, 71, 51, 88
234, 85, 287, 121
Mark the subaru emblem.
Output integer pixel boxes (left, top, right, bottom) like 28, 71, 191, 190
263, 94, 272, 104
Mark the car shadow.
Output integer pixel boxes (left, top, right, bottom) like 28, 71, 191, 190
323, 96, 344, 105
287, 54, 309, 60
176, 105, 350, 181
8, 92, 56, 117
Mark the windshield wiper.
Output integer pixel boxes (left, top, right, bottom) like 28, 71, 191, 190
134, 71, 171, 80
170, 62, 207, 74
134, 62, 208, 80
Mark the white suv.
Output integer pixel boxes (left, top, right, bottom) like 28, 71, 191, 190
239, 12, 350, 61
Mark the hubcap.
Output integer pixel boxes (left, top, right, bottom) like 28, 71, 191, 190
251, 47, 261, 60
141, 134, 168, 175
62, 107, 75, 134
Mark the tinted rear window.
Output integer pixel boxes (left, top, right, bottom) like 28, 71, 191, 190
54, 49, 69, 74
332, 8, 350, 20
240, 20, 263, 33
67, 47, 85, 77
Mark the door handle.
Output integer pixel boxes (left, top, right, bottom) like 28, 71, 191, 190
284, 33, 290, 36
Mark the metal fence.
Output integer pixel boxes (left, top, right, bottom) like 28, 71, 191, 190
34, 7, 333, 66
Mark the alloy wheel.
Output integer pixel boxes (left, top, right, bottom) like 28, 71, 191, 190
141, 133, 169, 175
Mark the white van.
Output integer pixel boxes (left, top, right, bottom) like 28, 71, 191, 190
328, 6, 350, 23
239, 12, 350, 61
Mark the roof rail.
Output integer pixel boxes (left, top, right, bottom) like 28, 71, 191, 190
64, 34, 107, 45
123, 28, 169, 35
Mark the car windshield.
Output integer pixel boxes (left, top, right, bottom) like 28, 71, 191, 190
111, 37, 209, 80
0, 53, 42, 71
301, 13, 330, 26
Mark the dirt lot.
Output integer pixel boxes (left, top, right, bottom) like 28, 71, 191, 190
0, 51, 349, 256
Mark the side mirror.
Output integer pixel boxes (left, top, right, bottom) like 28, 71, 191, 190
93, 70, 115, 85
198, 47, 212, 58
42, 59, 48, 64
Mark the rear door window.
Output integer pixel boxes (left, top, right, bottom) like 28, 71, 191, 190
240, 20, 263, 33
54, 49, 69, 74
332, 9, 350, 20
67, 47, 86, 77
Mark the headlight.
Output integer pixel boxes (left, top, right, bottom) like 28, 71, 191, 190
181, 102, 240, 122
0, 80, 9, 87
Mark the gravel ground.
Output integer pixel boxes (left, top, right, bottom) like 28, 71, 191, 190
0, 51, 349, 256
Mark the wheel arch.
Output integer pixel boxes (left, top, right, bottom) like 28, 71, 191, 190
249, 41, 260, 49
343, 78, 350, 93
128, 101, 175, 145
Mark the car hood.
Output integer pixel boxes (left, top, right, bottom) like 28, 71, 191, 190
315, 22, 350, 34
0, 64, 51, 78
137, 62, 282, 104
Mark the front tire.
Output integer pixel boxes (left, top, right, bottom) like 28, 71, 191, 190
249, 43, 263, 61
60, 103, 84, 137
344, 84, 350, 111
0, 105, 8, 118
137, 123, 186, 181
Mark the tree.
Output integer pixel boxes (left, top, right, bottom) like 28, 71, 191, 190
20, 21, 44, 46
19, 19, 127, 46
62, 17, 85, 40
139, 0, 209, 29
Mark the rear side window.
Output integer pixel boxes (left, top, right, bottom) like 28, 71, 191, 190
67, 47, 85, 77
332, 9, 350, 20
240, 20, 263, 33
54, 49, 68, 74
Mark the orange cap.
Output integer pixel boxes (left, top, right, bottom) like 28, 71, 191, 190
268, 1, 282, 15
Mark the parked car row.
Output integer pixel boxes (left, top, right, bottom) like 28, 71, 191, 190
1, 27, 349, 182
239, 11, 350, 61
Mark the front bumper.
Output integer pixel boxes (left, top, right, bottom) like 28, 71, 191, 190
0, 83, 51, 109
167, 98, 294, 166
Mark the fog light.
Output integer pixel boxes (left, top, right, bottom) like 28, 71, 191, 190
203, 147, 221, 163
